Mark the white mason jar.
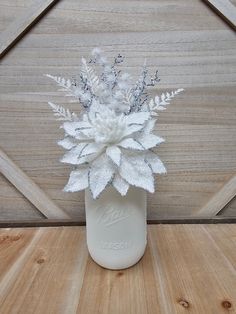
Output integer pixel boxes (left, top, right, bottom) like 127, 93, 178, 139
85, 186, 147, 270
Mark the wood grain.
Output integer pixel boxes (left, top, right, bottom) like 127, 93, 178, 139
0, 1, 34, 33
196, 174, 236, 217
0, 225, 235, 313
0, 148, 70, 219
0, 227, 88, 313
0, 0, 58, 58
203, 0, 236, 30
0, 0, 236, 221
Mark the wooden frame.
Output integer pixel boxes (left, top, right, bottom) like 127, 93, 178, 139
0, 0, 236, 225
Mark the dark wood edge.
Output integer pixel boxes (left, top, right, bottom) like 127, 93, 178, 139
149, 217, 236, 224
0, 217, 236, 228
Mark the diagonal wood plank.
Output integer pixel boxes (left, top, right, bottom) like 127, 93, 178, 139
0, 0, 59, 58
196, 175, 236, 217
203, 0, 236, 30
0, 148, 70, 219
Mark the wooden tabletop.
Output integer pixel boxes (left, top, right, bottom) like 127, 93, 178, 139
0, 224, 235, 313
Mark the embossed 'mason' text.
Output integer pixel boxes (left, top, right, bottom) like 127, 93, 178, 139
100, 241, 132, 250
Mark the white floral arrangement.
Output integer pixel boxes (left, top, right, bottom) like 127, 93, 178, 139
46, 48, 184, 199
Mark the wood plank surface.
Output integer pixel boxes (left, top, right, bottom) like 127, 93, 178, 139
0, 0, 236, 221
0, 1, 34, 33
0, 225, 235, 313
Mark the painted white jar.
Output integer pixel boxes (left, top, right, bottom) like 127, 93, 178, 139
85, 186, 147, 270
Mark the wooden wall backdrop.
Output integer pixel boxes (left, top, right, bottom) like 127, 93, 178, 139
0, 0, 236, 224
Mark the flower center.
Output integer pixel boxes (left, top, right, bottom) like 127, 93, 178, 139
92, 111, 126, 144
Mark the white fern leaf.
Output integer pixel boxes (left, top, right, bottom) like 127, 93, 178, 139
155, 88, 184, 107
81, 58, 100, 94
45, 74, 82, 101
46, 74, 69, 90
161, 93, 166, 102
121, 88, 134, 110
48, 102, 77, 121
148, 88, 184, 116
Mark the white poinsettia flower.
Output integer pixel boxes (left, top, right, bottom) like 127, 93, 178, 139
59, 104, 165, 198
46, 48, 184, 198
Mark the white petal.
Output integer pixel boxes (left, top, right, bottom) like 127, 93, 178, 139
79, 127, 94, 138
74, 121, 92, 130
77, 154, 97, 165
64, 168, 88, 192
80, 143, 104, 157
137, 134, 165, 149
58, 137, 76, 150
142, 119, 156, 134
60, 143, 88, 164
112, 174, 129, 196
89, 155, 115, 198
118, 138, 144, 150
106, 146, 121, 166
74, 132, 91, 140
63, 122, 77, 137
145, 151, 166, 174
124, 112, 150, 125
119, 154, 154, 193
122, 124, 144, 137
63, 121, 91, 137
74, 122, 93, 138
